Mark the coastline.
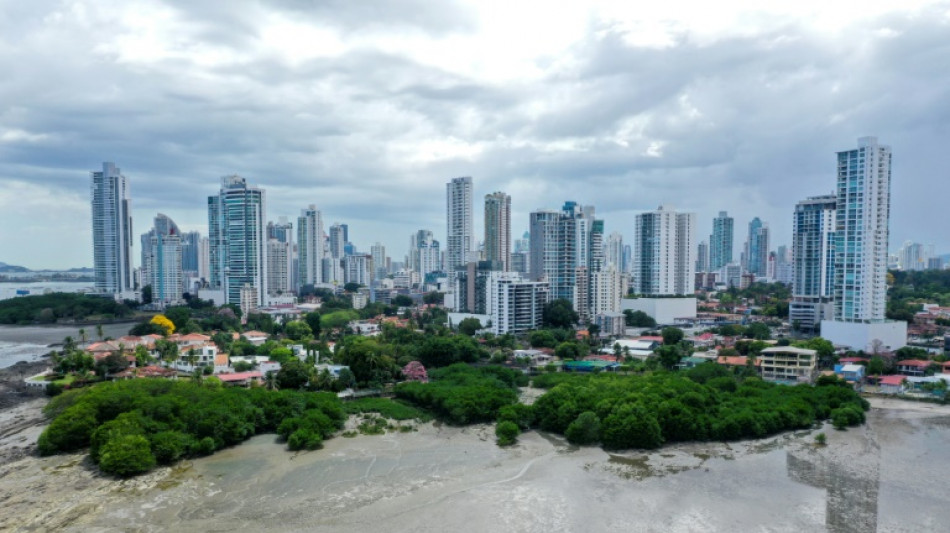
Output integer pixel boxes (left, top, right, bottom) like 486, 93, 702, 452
1, 395, 948, 531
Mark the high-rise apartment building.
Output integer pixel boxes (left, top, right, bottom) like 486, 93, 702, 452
409, 229, 441, 278
446, 177, 473, 272
328, 223, 346, 260
632, 205, 696, 295
140, 213, 183, 305
696, 240, 709, 273
484, 192, 511, 271
208, 175, 267, 306
899, 241, 933, 271
297, 205, 324, 288
709, 211, 733, 271
745, 217, 770, 277
529, 202, 600, 308
266, 239, 292, 296
790, 195, 836, 331
606, 232, 624, 271
822, 137, 905, 350
180, 231, 201, 277
833, 137, 891, 322
91, 162, 133, 294
370, 242, 388, 280
490, 276, 550, 335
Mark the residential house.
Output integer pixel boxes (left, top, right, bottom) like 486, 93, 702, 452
896, 359, 931, 377
878, 374, 906, 394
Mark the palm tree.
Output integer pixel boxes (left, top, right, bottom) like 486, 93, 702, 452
78, 328, 87, 345
63, 336, 76, 353
186, 348, 199, 371
95, 323, 104, 341
264, 371, 278, 391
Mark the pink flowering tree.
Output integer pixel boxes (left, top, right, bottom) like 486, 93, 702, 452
402, 361, 428, 383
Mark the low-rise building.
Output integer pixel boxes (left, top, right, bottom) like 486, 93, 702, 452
759, 346, 818, 384
896, 359, 930, 377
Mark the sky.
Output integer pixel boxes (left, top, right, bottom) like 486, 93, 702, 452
1, 0, 948, 270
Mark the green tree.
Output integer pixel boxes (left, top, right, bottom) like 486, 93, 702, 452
543, 299, 579, 329
98, 434, 156, 477
867, 356, 885, 376
555, 342, 583, 360
96, 323, 104, 340
656, 345, 683, 371
529, 330, 558, 349
164, 307, 192, 331
624, 310, 657, 328
276, 359, 311, 390
392, 295, 414, 307
423, 292, 444, 305
458, 317, 482, 336
284, 320, 313, 341
303, 312, 322, 338
495, 421, 520, 446
661, 327, 685, 346
565, 411, 601, 445
744, 322, 771, 340
344, 282, 362, 293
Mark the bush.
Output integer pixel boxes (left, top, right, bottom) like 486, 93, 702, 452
196, 436, 217, 455
150, 431, 192, 464
496, 421, 520, 446
45, 382, 64, 397
98, 434, 156, 477
565, 411, 600, 445
287, 429, 323, 451
497, 404, 535, 430
814, 432, 827, 445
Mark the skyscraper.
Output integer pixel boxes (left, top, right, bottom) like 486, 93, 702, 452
297, 205, 324, 288
833, 137, 891, 322
484, 191, 511, 271
696, 240, 709, 273
632, 205, 696, 296
790, 195, 836, 332
141, 213, 183, 305
409, 229, 440, 278
746, 217, 770, 277
180, 231, 201, 277
606, 232, 624, 271
446, 177, 473, 272
529, 202, 600, 308
91, 162, 133, 294
266, 238, 292, 297
822, 137, 905, 350
208, 175, 267, 306
370, 242, 388, 280
709, 211, 733, 271
328, 223, 346, 260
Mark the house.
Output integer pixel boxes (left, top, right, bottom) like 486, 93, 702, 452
172, 343, 220, 373
214, 352, 230, 374
217, 371, 263, 387
717, 355, 754, 369
611, 338, 662, 360
878, 374, 906, 394
835, 364, 865, 383
85, 341, 124, 358
513, 349, 553, 368
906, 375, 950, 395
759, 347, 818, 384
351, 321, 381, 335
315, 364, 350, 379
259, 361, 281, 375
896, 359, 931, 377
241, 331, 270, 346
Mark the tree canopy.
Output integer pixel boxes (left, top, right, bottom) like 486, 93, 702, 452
543, 299, 579, 329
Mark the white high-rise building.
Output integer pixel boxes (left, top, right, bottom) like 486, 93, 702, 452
266, 239, 292, 296
197, 236, 210, 281
344, 254, 373, 286
328, 223, 346, 259
591, 265, 627, 315
91, 162, 133, 294
141, 214, 183, 305
484, 191, 511, 271
822, 137, 905, 351
446, 177, 473, 272
606, 232, 624, 271
370, 242, 388, 280
899, 241, 933, 271
409, 229, 440, 278
297, 205, 324, 288
208, 175, 267, 306
529, 202, 600, 311
490, 276, 550, 335
696, 240, 709, 273
632, 205, 696, 296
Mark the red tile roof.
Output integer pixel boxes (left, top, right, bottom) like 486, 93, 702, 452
896, 359, 930, 368
217, 371, 262, 382
879, 375, 906, 386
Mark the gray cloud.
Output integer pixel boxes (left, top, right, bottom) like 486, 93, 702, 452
0, 2, 948, 269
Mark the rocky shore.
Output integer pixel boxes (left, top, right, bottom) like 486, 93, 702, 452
0, 359, 48, 410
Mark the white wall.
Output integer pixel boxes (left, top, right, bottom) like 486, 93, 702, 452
820, 320, 907, 352
621, 297, 697, 325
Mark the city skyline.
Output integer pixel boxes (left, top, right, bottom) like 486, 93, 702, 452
2, 3, 949, 269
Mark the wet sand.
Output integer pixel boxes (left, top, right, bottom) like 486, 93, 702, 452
1, 398, 949, 532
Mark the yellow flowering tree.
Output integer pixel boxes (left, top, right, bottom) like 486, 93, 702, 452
150, 314, 175, 336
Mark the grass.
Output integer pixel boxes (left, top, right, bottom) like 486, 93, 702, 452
342, 398, 431, 421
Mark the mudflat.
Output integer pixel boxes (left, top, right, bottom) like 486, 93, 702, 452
1, 398, 948, 532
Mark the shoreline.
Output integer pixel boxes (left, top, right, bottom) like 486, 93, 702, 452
1, 395, 950, 530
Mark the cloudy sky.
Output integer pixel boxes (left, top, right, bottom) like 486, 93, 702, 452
1, 0, 948, 270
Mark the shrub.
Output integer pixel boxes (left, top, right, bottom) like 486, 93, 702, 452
98, 434, 156, 477
497, 404, 535, 430
287, 429, 323, 451
815, 432, 827, 445
496, 421, 520, 446
150, 431, 192, 464
565, 411, 601, 445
